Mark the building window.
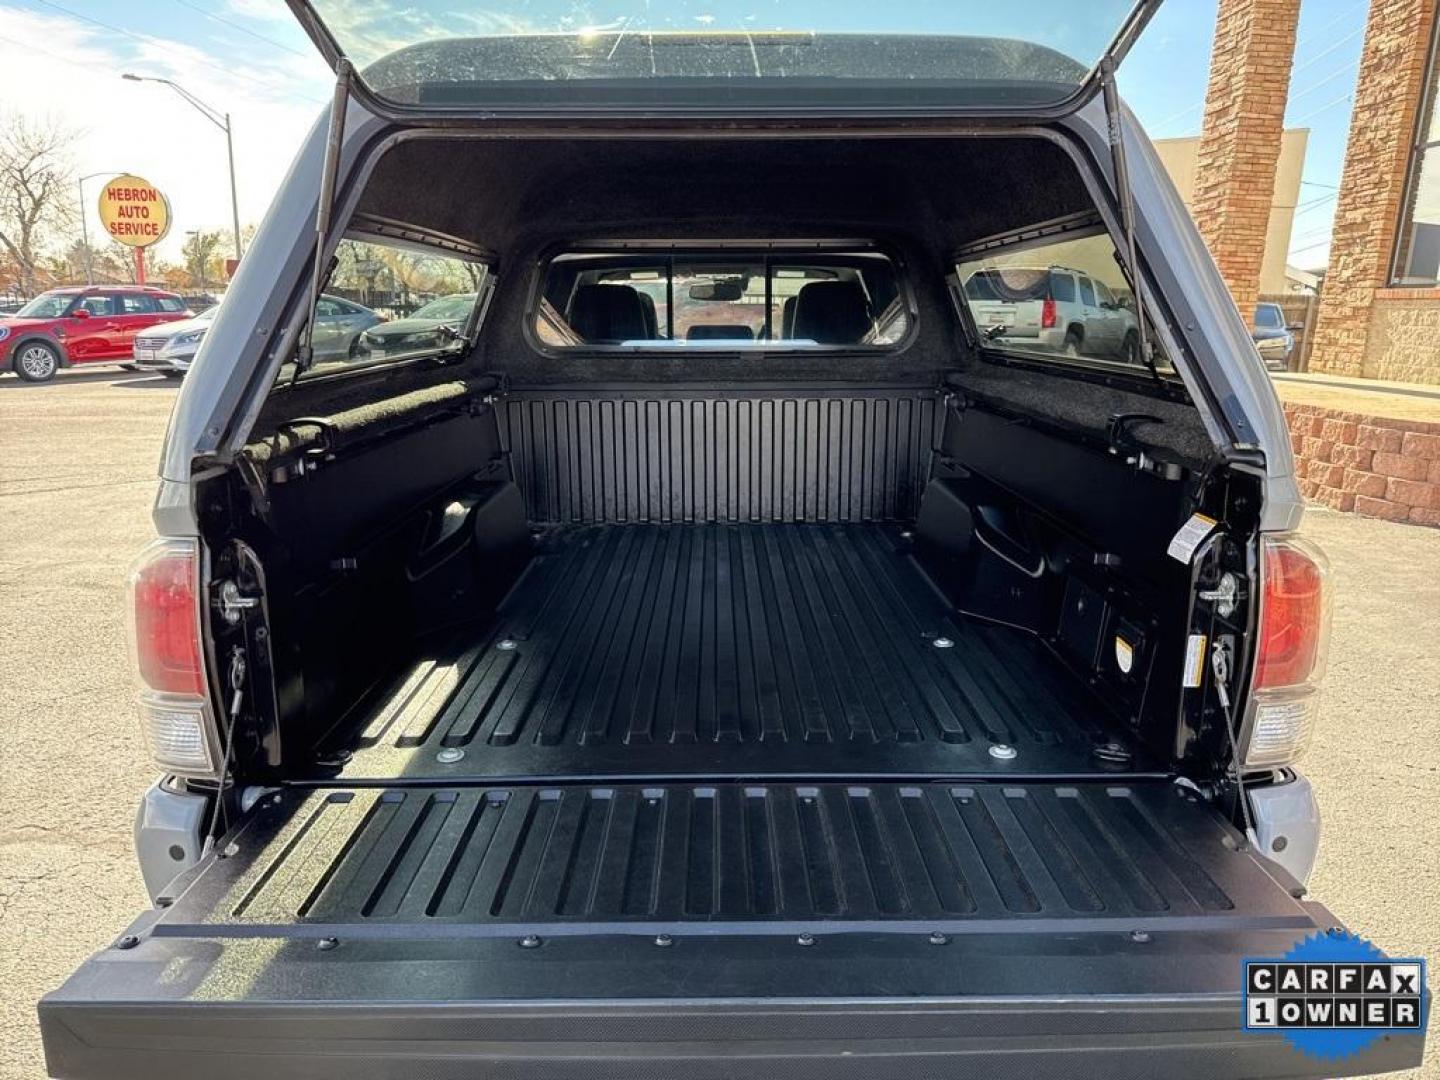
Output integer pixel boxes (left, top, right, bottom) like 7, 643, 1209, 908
1394, 19, 1440, 285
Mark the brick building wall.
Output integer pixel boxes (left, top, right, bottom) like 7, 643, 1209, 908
1309, 0, 1440, 377
1192, 0, 1303, 322
1361, 286, 1440, 382
1284, 401, 1440, 526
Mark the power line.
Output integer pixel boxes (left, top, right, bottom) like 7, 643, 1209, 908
1294, 0, 1367, 52
1294, 192, 1339, 214
0, 30, 104, 74
1291, 90, 1354, 126
1290, 25, 1365, 78
31, 0, 322, 103
1289, 237, 1334, 256
1152, 6, 1368, 136
1154, 98, 1203, 131
1292, 220, 1338, 243
169, 0, 312, 60
1287, 58, 1358, 103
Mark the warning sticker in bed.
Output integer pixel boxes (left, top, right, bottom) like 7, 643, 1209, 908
1167, 513, 1218, 564
1183, 633, 1208, 688
1114, 635, 1135, 675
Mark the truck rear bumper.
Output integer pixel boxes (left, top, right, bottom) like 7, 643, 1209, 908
42, 969, 1423, 1079
43, 780, 1421, 1078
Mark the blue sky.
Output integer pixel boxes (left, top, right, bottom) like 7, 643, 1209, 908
0, 0, 1367, 269
1120, 0, 1369, 270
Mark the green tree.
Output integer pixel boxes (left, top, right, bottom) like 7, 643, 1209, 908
181, 229, 225, 290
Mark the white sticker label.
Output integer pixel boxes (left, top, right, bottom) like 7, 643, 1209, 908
1167, 513, 1218, 564
1183, 633, 1208, 688
1114, 636, 1135, 675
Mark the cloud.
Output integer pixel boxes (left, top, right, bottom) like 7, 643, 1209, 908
223, 0, 293, 22
0, 3, 329, 264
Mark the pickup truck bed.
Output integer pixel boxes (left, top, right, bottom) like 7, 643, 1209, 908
161, 780, 1278, 926
52, 522, 1392, 1078
323, 522, 1148, 781
47, 775, 1406, 1079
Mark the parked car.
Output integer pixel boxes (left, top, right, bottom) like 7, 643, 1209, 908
40, 7, 1424, 1080
126, 306, 218, 377
963, 265, 1140, 362
0, 285, 191, 382
1253, 302, 1295, 371
357, 291, 477, 356
129, 295, 381, 377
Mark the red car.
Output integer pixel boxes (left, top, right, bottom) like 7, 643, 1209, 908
0, 285, 192, 383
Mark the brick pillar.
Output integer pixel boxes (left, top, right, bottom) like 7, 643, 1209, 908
1309, 0, 1439, 377
1191, 0, 1303, 323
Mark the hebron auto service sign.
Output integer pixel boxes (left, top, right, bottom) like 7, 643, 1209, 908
98, 174, 171, 248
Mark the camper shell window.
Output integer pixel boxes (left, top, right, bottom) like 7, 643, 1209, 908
531, 249, 913, 352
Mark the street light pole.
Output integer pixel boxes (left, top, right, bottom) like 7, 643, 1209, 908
121, 74, 243, 263
223, 113, 241, 266
185, 229, 207, 296
76, 171, 123, 285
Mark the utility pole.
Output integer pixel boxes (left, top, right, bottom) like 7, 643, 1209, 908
122, 74, 243, 263
76, 171, 122, 284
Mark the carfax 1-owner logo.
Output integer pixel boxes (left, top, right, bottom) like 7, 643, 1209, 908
1244, 929, 1429, 1062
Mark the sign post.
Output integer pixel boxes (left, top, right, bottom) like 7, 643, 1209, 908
97, 174, 171, 285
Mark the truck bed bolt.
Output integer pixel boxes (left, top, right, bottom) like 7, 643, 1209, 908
797, 933, 815, 947
115, 935, 139, 950
932, 637, 954, 649
988, 744, 1017, 760
929, 932, 949, 945
497, 639, 518, 651
654, 934, 673, 947
520, 934, 542, 948
1130, 930, 1152, 944
436, 747, 465, 764
316, 937, 338, 951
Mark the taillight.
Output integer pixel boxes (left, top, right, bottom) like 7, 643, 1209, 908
1243, 535, 1331, 768
132, 542, 204, 695
127, 538, 219, 776
1041, 297, 1057, 329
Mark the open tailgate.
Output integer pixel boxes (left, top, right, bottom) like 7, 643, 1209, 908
41, 779, 1424, 1078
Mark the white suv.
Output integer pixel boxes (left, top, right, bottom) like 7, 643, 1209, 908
963, 265, 1140, 362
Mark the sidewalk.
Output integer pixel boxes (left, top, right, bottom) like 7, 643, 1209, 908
1273, 372, 1440, 424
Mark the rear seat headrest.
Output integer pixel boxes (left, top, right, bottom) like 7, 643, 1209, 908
791, 281, 872, 345
568, 284, 650, 343
780, 296, 798, 339
636, 292, 658, 339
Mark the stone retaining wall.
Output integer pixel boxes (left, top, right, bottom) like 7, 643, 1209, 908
1283, 401, 1440, 527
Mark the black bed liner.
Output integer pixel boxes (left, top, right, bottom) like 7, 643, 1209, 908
325, 523, 1147, 781
47, 777, 1423, 1079
164, 780, 1296, 928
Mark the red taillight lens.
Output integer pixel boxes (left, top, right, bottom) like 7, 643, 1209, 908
1041, 297, 1057, 328
1254, 537, 1330, 690
130, 540, 205, 696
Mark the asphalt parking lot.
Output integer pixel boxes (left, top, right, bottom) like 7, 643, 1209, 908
0, 369, 1436, 1079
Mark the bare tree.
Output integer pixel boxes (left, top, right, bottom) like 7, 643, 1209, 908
460, 260, 487, 290
0, 115, 78, 296
57, 239, 127, 285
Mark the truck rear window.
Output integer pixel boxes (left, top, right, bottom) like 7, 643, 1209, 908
532, 250, 911, 351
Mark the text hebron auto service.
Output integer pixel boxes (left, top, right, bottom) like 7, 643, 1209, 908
98, 176, 170, 244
